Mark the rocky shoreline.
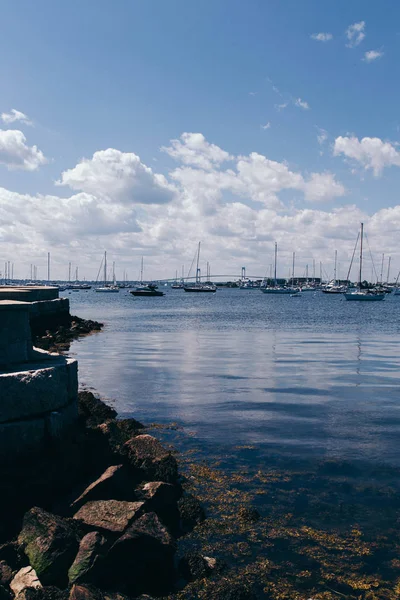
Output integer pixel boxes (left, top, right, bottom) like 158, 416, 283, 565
32, 316, 104, 353
0, 391, 254, 600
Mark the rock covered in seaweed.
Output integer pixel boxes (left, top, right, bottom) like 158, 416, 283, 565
123, 435, 178, 484
68, 532, 107, 585
70, 465, 135, 511
98, 512, 176, 596
18, 508, 79, 587
73, 500, 144, 536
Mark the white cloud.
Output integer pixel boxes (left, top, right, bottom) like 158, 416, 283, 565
311, 33, 333, 42
4, 131, 396, 281
261, 122, 271, 130
0, 129, 47, 171
363, 49, 384, 62
57, 148, 175, 204
1, 109, 32, 126
303, 172, 345, 203
333, 135, 400, 176
294, 98, 310, 110
161, 132, 233, 170
275, 102, 288, 111
346, 21, 366, 48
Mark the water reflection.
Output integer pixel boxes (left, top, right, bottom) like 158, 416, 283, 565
69, 289, 400, 466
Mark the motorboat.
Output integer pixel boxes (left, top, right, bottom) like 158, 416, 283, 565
130, 284, 164, 297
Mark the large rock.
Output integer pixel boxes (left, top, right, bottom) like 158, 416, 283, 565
69, 585, 104, 600
0, 562, 12, 586
136, 481, 180, 532
70, 466, 135, 511
10, 566, 42, 596
123, 435, 178, 484
18, 507, 79, 587
96, 419, 144, 454
68, 533, 106, 585
100, 512, 176, 596
73, 501, 144, 536
78, 393, 117, 428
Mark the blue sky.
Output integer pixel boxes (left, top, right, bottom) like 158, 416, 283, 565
1, 0, 400, 280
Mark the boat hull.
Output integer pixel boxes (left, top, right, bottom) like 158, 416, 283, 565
95, 288, 119, 293
130, 291, 164, 297
344, 293, 385, 301
183, 287, 216, 293
261, 288, 294, 295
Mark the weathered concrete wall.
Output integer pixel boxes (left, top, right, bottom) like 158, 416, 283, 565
0, 301, 33, 368
0, 286, 59, 302
29, 298, 70, 321
0, 300, 78, 459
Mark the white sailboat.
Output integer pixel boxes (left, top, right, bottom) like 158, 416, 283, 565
261, 242, 295, 294
183, 242, 217, 292
95, 251, 119, 292
344, 223, 385, 301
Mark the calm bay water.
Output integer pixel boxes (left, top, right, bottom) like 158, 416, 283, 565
68, 288, 400, 467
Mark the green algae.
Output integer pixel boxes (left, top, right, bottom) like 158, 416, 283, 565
165, 447, 400, 600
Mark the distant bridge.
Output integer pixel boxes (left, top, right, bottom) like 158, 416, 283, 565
151, 274, 268, 283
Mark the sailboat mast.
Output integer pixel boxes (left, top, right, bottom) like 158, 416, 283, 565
104, 251, 107, 286
196, 242, 201, 284
140, 257, 143, 284
292, 252, 295, 286
380, 253, 384, 284
359, 223, 363, 289
387, 256, 391, 283
334, 250, 337, 284
274, 242, 277, 285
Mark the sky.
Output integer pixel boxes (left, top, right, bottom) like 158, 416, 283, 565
1, 0, 400, 282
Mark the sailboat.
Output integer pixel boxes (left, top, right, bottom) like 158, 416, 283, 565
261, 242, 295, 294
183, 243, 217, 292
393, 271, 400, 295
321, 251, 346, 294
95, 252, 119, 292
344, 223, 385, 301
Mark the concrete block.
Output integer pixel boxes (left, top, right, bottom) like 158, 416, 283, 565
46, 398, 78, 441
0, 301, 32, 367
0, 358, 78, 423
0, 417, 46, 458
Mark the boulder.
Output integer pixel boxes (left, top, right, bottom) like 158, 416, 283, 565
123, 435, 178, 484
18, 507, 79, 587
68, 532, 107, 585
78, 392, 117, 428
10, 566, 42, 596
69, 585, 104, 600
135, 481, 180, 532
70, 466, 135, 511
99, 512, 176, 596
73, 500, 144, 536
97, 420, 144, 454
0, 562, 12, 586
177, 493, 206, 533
